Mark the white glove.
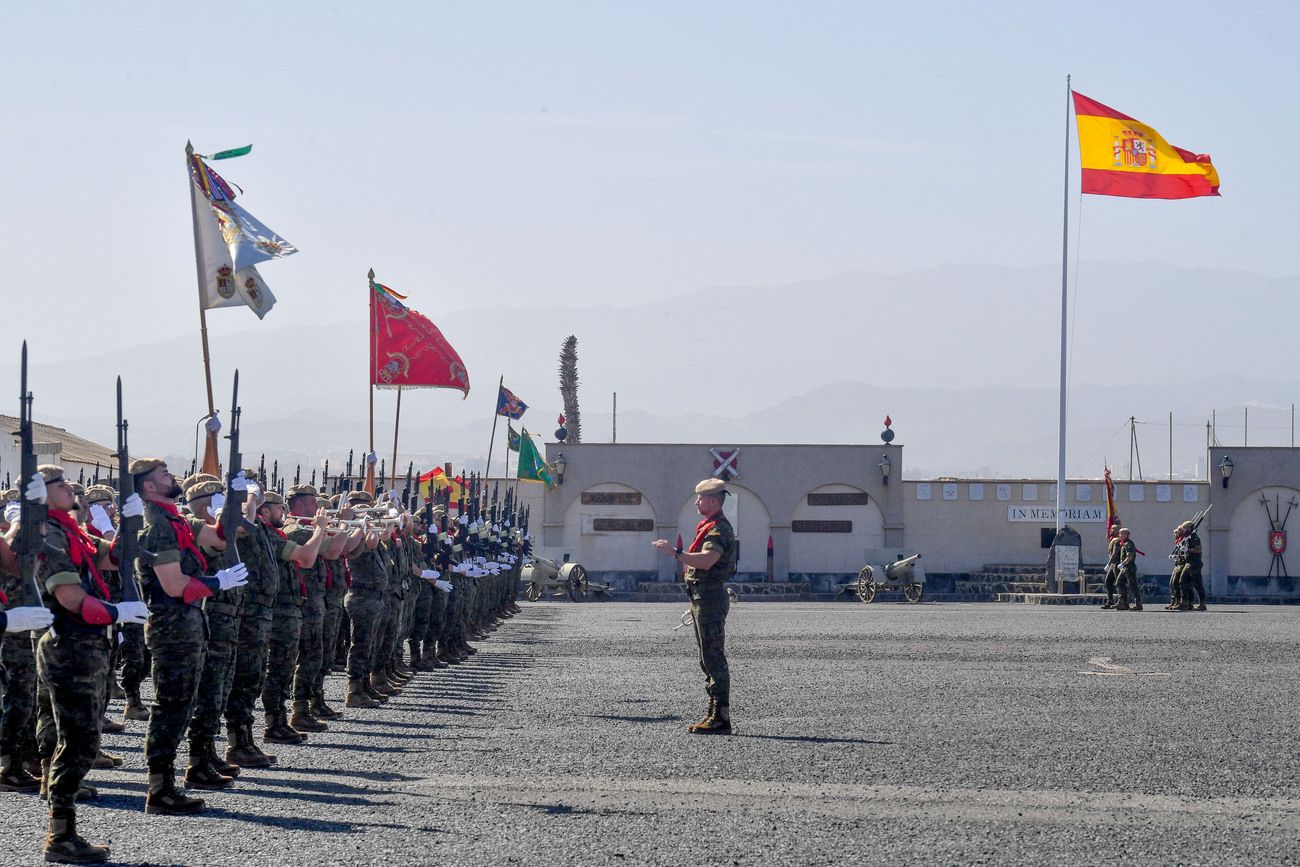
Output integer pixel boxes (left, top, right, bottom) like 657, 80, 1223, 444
434, 579, 453, 593
367, 451, 378, 465
4, 501, 20, 524
89, 504, 115, 535
205, 412, 222, 433
5, 606, 53, 633
121, 493, 144, 519
114, 600, 150, 626
231, 472, 248, 493
458, 514, 469, 526
25, 472, 47, 505
420, 569, 441, 582
208, 492, 225, 519
216, 563, 249, 590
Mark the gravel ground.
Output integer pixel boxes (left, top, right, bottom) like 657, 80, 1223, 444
4, 601, 1300, 866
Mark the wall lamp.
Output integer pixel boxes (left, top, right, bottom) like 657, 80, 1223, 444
555, 452, 567, 485
1219, 455, 1234, 489
878, 453, 892, 486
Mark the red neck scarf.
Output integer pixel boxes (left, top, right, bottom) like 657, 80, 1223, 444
48, 509, 111, 599
150, 500, 208, 573
689, 513, 722, 554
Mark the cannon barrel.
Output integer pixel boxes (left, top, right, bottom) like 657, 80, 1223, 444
882, 553, 922, 578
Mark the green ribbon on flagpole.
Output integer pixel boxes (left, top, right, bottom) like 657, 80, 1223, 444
205, 144, 253, 160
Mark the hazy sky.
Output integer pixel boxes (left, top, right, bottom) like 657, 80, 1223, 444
4, 1, 1296, 364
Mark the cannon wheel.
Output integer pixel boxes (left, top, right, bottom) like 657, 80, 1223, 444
855, 566, 876, 604
567, 566, 589, 602
904, 583, 924, 604
524, 582, 542, 602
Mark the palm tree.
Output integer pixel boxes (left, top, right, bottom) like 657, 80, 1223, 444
559, 335, 581, 444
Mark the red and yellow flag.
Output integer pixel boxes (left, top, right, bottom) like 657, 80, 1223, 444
1073, 92, 1220, 199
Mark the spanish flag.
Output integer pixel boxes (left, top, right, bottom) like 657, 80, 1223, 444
1073, 92, 1219, 199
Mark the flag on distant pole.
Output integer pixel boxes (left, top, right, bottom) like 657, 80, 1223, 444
516, 428, 553, 486
496, 385, 528, 419
507, 423, 522, 452
1073, 92, 1220, 199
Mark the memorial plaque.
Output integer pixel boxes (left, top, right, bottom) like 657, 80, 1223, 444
591, 518, 654, 532
581, 492, 642, 506
792, 520, 853, 533
807, 492, 869, 506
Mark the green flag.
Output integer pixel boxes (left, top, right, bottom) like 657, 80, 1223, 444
516, 428, 553, 486
507, 423, 521, 452
207, 144, 253, 160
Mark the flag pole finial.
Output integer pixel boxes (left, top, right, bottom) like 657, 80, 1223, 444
367, 268, 375, 280
185, 140, 194, 155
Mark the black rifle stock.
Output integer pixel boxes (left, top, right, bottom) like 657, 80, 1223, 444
221, 371, 254, 568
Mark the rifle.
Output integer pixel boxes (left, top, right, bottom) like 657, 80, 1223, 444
271, 459, 279, 491
16, 343, 48, 607
259, 453, 266, 487
1171, 504, 1213, 560
404, 461, 414, 511
221, 372, 254, 568
295, 464, 301, 486
115, 378, 142, 603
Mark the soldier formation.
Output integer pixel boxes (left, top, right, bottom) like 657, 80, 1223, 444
0, 446, 528, 864
1099, 516, 1209, 612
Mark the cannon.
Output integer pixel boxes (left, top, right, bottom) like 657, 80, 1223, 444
521, 554, 613, 602
842, 552, 924, 603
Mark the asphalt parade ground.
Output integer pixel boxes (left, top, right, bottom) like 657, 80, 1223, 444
5, 600, 1300, 866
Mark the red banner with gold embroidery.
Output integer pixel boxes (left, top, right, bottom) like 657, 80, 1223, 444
369, 278, 470, 395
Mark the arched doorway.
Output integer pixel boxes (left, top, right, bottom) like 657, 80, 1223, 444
789, 483, 884, 576
675, 482, 771, 579
563, 482, 658, 572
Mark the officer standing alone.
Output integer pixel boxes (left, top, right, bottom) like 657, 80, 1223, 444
653, 479, 738, 735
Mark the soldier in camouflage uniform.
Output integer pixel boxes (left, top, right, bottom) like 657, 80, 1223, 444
1114, 528, 1142, 611
0, 487, 47, 793
182, 476, 247, 789
133, 458, 248, 815
284, 485, 349, 733
28, 465, 148, 862
1171, 520, 1208, 612
654, 478, 738, 735
224, 471, 287, 769
315, 495, 354, 718
256, 491, 328, 744
343, 491, 391, 707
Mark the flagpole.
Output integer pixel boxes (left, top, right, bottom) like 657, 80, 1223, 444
484, 374, 503, 480
365, 268, 377, 495
390, 386, 402, 493
1056, 74, 1072, 535
187, 141, 221, 477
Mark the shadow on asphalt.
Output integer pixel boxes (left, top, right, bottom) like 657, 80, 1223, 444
732, 733, 894, 746
585, 713, 684, 723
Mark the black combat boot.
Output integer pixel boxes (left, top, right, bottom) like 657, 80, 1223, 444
44, 807, 110, 864
264, 710, 307, 744
407, 640, 422, 669
0, 753, 41, 791
311, 691, 343, 720
206, 741, 240, 778
145, 769, 204, 815
369, 672, 399, 696
183, 740, 234, 791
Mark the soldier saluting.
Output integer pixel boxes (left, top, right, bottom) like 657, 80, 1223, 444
653, 478, 739, 735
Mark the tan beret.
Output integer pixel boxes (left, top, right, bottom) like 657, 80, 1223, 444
37, 464, 65, 484
68, 482, 86, 496
185, 480, 224, 501
347, 491, 374, 506
129, 457, 166, 478
2, 488, 19, 501
84, 485, 116, 504
287, 484, 319, 499
182, 473, 220, 492
315, 497, 331, 509
260, 491, 285, 506
694, 478, 727, 497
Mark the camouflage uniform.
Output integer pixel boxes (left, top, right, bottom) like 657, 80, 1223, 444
1176, 531, 1207, 610
259, 526, 304, 739
1116, 536, 1141, 609
684, 512, 738, 709
138, 501, 210, 776
0, 570, 39, 784
344, 544, 388, 696
1101, 536, 1121, 609
317, 556, 348, 696
185, 543, 243, 760
287, 518, 327, 725
34, 514, 113, 821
